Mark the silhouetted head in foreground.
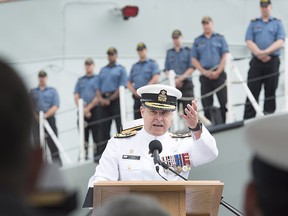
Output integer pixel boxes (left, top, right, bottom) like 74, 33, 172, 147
93, 194, 171, 216
244, 113, 288, 216
0, 59, 44, 205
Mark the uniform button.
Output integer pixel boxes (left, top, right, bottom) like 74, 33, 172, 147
128, 165, 131, 171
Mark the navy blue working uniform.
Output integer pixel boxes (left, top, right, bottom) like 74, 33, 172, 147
98, 63, 128, 157
74, 74, 100, 158
129, 59, 160, 119
165, 46, 194, 111
31, 87, 62, 166
191, 33, 229, 123
243, 16, 285, 119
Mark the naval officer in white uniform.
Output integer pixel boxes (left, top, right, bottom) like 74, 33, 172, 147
88, 84, 218, 187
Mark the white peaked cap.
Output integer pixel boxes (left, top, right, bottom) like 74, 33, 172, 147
137, 84, 182, 111
244, 112, 288, 171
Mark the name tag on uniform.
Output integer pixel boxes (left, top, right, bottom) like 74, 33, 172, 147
122, 155, 141, 160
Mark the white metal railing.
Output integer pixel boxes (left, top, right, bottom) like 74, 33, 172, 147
39, 111, 72, 165
285, 38, 288, 111
119, 86, 127, 127
78, 98, 85, 162
224, 54, 235, 123
225, 53, 264, 120
39, 111, 46, 161
168, 70, 179, 132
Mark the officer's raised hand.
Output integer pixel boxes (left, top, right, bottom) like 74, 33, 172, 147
180, 99, 202, 139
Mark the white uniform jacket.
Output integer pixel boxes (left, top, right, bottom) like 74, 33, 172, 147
88, 126, 218, 187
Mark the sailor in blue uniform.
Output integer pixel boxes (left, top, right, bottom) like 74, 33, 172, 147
74, 58, 100, 161
243, 0, 285, 119
191, 16, 229, 124
165, 29, 195, 113
96, 47, 128, 162
127, 43, 160, 119
31, 70, 62, 166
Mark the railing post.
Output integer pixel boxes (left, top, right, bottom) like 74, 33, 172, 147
225, 54, 235, 123
44, 120, 72, 165
78, 98, 85, 162
119, 86, 127, 127
285, 37, 288, 111
168, 70, 179, 132
231, 59, 264, 117
39, 111, 46, 162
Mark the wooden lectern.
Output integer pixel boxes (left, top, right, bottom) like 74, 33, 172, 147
93, 181, 224, 216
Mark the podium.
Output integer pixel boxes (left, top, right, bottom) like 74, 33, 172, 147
93, 181, 224, 216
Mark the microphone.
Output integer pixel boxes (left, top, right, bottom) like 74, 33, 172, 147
149, 140, 168, 181
149, 140, 162, 166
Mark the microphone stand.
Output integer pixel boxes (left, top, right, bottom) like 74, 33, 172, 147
157, 161, 244, 216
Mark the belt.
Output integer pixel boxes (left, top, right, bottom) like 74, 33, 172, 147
102, 92, 114, 98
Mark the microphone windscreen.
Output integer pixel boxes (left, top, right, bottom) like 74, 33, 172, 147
149, 140, 162, 154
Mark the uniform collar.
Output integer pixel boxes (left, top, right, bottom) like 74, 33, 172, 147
173, 46, 184, 52
138, 58, 149, 64
84, 74, 94, 78
106, 62, 118, 68
260, 15, 273, 22
139, 127, 170, 142
37, 86, 48, 91
202, 32, 216, 38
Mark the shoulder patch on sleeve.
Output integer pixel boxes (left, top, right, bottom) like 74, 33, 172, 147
169, 131, 192, 138
114, 125, 143, 138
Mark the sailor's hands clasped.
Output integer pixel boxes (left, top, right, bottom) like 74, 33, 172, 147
180, 98, 199, 129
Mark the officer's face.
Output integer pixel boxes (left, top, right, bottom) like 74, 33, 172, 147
85, 64, 94, 75
202, 21, 213, 34
108, 53, 117, 63
137, 49, 147, 59
38, 76, 47, 86
140, 106, 173, 136
173, 36, 182, 47
260, 5, 271, 17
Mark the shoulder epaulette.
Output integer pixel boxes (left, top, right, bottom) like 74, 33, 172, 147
149, 59, 156, 62
251, 18, 260, 22
215, 33, 223, 37
184, 46, 191, 50
272, 17, 281, 21
114, 125, 143, 138
169, 131, 192, 138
